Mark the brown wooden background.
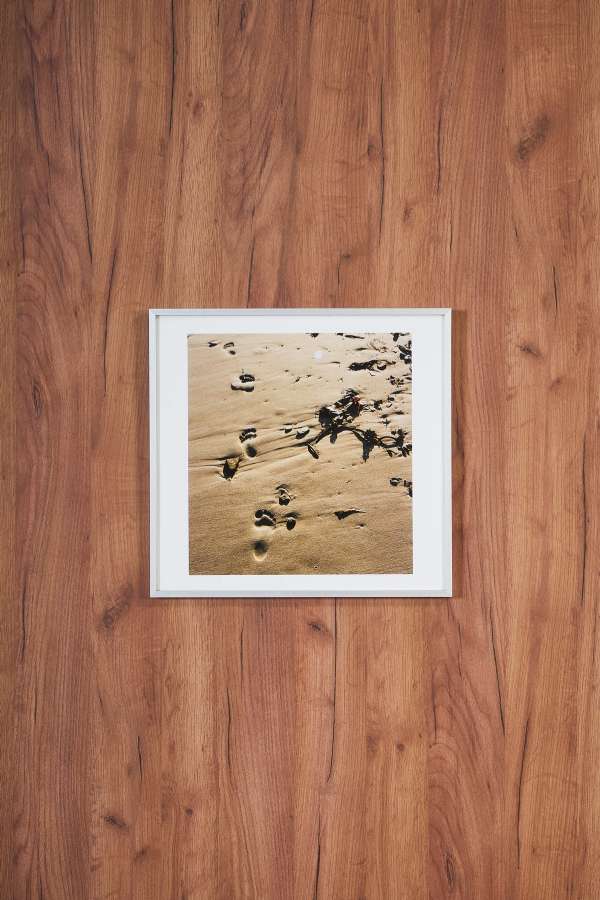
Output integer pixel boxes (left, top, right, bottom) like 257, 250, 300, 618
2, 1, 599, 897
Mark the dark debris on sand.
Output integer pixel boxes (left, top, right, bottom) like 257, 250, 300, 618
397, 340, 412, 366
334, 509, 364, 520
295, 389, 411, 463
390, 477, 412, 497
348, 358, 392, 372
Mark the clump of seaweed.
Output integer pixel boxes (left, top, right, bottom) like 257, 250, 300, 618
348, 358, 392, 372
297, 389, 410, 462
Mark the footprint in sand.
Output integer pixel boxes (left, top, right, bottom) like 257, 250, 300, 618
253, 540, 268, 561
253, 506, 299, 532
231, 373, 255, 392
239, 427, 258, 457
221, 457, 241, 480
254, 508, 277, 527
284, 512, 298, 531
276, 484, 294, 506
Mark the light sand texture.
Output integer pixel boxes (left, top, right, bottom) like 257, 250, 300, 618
188, 332, 412, 574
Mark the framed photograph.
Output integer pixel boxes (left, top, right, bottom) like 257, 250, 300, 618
149, 309, 451, 597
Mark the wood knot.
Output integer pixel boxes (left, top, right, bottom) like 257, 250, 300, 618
367, 733, 379, 754
103, 813, 129, 831
100, 584, 133, 630
444, 850, 456, 890
518, 342, 542, 358
516, 115, 550, 162
31, 380, 43, 417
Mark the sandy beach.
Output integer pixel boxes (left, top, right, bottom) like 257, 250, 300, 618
188, 331, 412, 575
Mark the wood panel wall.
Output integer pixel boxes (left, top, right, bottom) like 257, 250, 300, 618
2, 1, 599, 897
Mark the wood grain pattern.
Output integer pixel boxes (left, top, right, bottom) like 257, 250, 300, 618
3, 1, 599, 897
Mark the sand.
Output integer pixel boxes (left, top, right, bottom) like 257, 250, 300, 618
188, 332, 412, 575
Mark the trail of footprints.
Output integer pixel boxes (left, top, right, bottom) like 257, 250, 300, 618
223, 415, 301, 560
252, 485, 298, 560
204, 338, 256, 391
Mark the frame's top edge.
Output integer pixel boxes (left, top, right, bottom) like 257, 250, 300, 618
149, 308, 453, 317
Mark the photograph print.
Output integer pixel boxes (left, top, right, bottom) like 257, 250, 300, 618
188, 331, 413, 576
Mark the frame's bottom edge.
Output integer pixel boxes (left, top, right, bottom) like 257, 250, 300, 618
150, 589, 453, 598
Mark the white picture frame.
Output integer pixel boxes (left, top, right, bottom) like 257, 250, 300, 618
149, 308, 452, 597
